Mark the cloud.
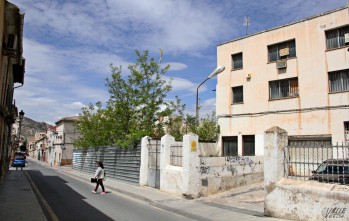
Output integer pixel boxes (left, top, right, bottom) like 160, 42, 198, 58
164, 63, 188, 71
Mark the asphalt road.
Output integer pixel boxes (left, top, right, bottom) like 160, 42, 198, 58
27, 160, 196, 221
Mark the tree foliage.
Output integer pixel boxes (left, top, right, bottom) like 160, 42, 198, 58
75, 50, 177, 148
75, 50, 219, 148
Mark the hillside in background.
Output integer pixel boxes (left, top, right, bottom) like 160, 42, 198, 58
21, 117, 52, 138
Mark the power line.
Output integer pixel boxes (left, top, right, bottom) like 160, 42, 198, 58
217, 105, 349, 119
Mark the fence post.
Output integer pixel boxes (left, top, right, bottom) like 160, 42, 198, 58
139, 136, 150, 186
264, 126, 288, 216
182, 133, 200, 198
264, 126, 288, 186
160, 134, 175, 191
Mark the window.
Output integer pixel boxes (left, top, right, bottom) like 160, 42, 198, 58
345, 122, 349, 143
243, 135, 255, 156
328, 69, 349, 93
232, 52, 243, 70
325, 25, 349, 50
223, 136, 238, 156
269, 78, 299, 100
232, 86, 243, 103
268, 39, 296, 62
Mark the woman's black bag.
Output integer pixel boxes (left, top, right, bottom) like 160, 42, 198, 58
91, 178, 97, 183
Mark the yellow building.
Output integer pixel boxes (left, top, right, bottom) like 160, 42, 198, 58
216, 7, 349, 156
0, 0, 25, 178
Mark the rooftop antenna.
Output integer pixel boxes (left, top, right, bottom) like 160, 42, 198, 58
244, 16, 250, 36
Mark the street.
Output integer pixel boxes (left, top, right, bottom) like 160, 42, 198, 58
27, 160, 195, 221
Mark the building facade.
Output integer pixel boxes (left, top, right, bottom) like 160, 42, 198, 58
216, 7, 349, 157
0, 0, 25, 179
52, 116, 80, 166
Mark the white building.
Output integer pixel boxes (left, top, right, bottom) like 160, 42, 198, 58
52, 116, 80, 166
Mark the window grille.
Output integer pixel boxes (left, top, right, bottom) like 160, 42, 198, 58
232, 86, 243, 103
232, 52, 243, 70
268, 39, 296, 62
170, 143, 182, 167
325, 25, 349, 50
269, 78, 299, 100
243, 135, 255, 156
222, 136, 238, 156
328, 69, 349, 93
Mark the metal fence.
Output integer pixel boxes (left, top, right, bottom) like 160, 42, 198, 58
147, 139, 160, 189
73, 146, 141, 184
170, 142, 183, 167
284, 143, 349, 185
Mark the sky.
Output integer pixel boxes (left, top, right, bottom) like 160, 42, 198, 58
10, 0, 347, 125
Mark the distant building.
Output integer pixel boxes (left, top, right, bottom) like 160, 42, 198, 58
52, 116, 80, 166
0, 0, 25, 179
216, 7, 349, 156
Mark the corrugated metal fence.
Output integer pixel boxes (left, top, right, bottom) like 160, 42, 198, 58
73, 146, 141, 184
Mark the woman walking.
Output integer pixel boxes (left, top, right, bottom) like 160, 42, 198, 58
92, 161, 106, 194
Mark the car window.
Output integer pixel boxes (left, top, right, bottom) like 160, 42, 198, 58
316, 163, 327, 173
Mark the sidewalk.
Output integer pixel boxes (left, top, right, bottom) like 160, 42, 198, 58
0, 167, 47, 221
0, 159, 288, 221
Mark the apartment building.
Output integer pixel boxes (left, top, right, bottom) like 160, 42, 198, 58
216, 7, 349, 156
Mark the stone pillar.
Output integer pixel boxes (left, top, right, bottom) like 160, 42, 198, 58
139, 136, 150, 186
182, 133, 200, 198
264, 126, 287, 216
160, 134, 175, 189
264, 126, 288, 186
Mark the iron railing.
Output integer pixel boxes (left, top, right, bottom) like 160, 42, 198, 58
170, 142, 183, 167
284, 143, 349, 185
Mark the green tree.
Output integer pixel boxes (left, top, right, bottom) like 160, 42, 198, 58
75, 50, 177, 148
196, 111, 219, 142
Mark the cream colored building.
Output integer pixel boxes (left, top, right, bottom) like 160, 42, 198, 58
52, 116, 80, 166
216, 7, 349, 157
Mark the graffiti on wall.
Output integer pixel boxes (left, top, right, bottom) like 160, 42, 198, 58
225, 156, 255, 167
200, 166, 210, 175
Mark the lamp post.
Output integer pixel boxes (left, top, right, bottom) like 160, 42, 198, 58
196, 66, 225, 124
17, 110, 25, 152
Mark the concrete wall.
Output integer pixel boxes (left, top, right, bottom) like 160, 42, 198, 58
216, 8, 349, 154
264, 126, 349, 220
199, 156, 264, 196
266, 179, 349, 220
140, 134, 264, 198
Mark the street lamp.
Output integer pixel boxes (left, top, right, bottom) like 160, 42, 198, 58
196, 66, 225, 124
17, 110, 25, 151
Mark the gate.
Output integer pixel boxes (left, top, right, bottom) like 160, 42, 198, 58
73, 146, 141, 184
147, 139, 160, 189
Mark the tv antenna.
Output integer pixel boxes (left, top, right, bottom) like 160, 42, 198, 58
244, 16, 250, 36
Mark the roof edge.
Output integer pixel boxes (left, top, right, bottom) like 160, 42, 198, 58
218, 6, 348, 47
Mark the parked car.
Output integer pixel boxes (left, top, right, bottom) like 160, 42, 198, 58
309, 159, 349, 184
11, 155, 26, 167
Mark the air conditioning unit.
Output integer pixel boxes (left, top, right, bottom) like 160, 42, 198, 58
6, 34, 17, 50
345, 33, 349, 44
279, 47, 289, 57
276, 60, 287, 69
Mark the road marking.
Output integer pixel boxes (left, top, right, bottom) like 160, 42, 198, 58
25, 171, 60, 221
